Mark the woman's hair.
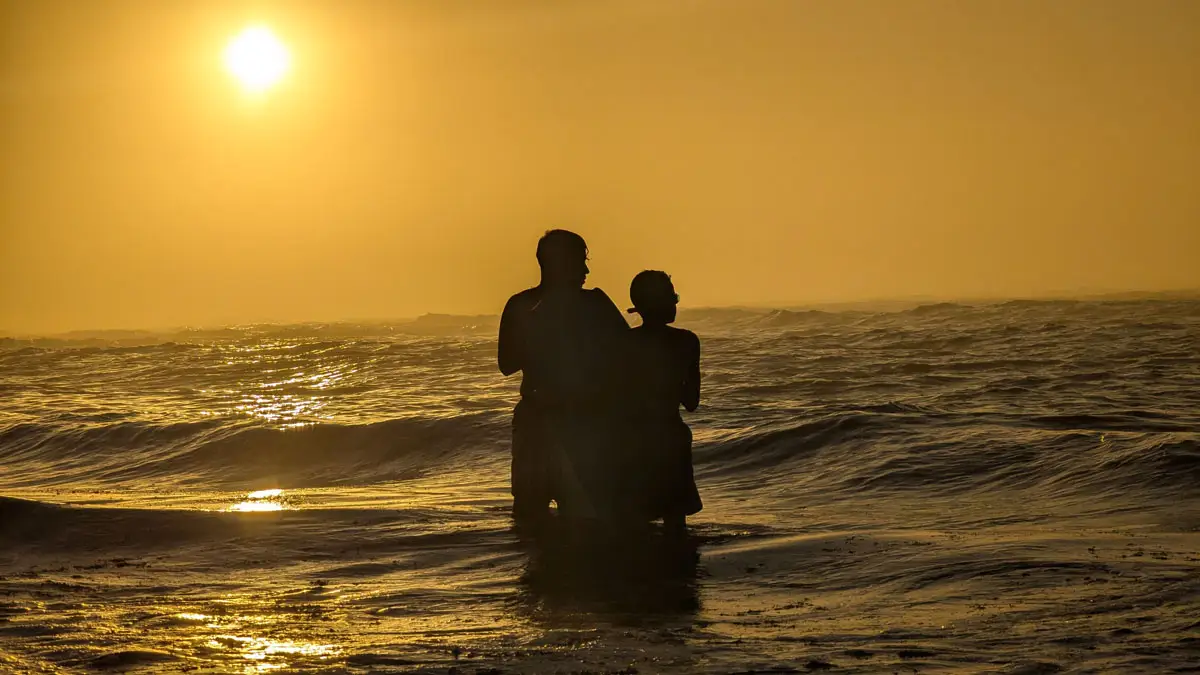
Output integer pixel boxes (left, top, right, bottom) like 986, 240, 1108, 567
628, 270, 675, 314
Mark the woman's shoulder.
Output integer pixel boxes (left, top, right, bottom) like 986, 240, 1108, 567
666, 326, 700, 347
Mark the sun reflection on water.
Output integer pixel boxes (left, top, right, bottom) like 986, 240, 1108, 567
247, 488, 283, 499
233, 392, 328, 425
205, 635, 340, 672
226, 489, 289, 512
196, 342, 364, 426
180, 591, 345, 673
228, 501, 284, 512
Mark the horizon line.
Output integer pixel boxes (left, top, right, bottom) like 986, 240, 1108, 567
3, 287, 1198, 339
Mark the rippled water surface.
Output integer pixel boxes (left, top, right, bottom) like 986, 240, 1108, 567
2, 299, 1198, 673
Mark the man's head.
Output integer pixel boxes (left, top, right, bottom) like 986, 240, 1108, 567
536, 229, 589, 289
628, 270, 678, 324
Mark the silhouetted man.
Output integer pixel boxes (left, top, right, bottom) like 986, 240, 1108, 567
498, 230, 628, 522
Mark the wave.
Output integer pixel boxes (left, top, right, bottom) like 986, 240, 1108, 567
1021, 411, 1189, 433
754, 309, 834, 327
676, 308, 766, 322
694, 406, 1199, 500
999, 299, 1084, 309
903, 302, 974, 315
0, 496, 243, 555
0, 496, 491, 557
3, 402, 1196, 500
0, 414, 508, 489
3, 433, 1195, 552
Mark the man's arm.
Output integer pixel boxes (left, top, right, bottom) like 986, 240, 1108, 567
497, 294, 525, 376
681, 331, 701, 412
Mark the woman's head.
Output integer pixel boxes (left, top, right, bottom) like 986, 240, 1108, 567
628, 270, 678, 324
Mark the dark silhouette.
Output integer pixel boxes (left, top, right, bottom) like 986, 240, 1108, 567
498, 230, 628, 523
621, 271, 702, 534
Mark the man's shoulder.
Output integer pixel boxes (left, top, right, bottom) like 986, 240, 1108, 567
583, 288, 631, 330
583, 287, 615, 303
504, 287, 542, 309
583, 287, 624, 313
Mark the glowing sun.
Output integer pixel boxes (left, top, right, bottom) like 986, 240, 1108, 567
224, 26, 290, 93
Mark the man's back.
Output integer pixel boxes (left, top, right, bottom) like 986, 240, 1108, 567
498, 229, 627, 521
499, 286, 628, 407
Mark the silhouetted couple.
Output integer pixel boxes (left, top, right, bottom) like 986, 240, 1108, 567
498, 230, 702, 534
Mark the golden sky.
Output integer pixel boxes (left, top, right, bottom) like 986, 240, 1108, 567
2, 0, 1198, 332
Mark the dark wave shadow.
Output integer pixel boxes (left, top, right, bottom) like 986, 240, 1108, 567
511, 521, 702, 626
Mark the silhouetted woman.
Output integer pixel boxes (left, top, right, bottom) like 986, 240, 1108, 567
623, 271, 702, 534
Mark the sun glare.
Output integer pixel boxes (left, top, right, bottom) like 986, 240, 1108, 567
224, 25, 290, 93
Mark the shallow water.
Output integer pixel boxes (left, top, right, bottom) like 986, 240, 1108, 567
2, 299, 1198, 673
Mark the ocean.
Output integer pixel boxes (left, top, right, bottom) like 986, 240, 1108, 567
1, 298, 1198, 673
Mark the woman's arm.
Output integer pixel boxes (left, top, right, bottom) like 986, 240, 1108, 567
681, 331, 701, 412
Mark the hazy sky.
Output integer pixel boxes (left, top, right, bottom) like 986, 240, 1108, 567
2, 0, 1198, 332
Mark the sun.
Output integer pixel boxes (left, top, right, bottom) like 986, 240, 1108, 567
224, 25, 290, 93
